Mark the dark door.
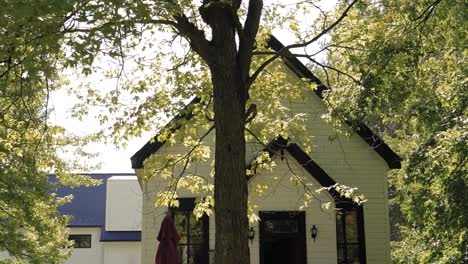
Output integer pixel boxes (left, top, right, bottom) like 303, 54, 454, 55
259, 211, 307, 264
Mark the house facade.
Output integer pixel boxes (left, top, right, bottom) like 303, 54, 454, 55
131, 37, 401, 264
56, 174, 143, 264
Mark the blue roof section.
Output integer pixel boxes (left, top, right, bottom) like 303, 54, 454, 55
53, 173, 141, 242
100, 231, 142, 242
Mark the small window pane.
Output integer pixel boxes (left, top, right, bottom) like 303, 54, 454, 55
337, 246, 346, 264
345, 211, 359, 243
174, 212, 188, 244
264, 219, 298, 233
178, 245, 188, 264
188, 214, 204, 244
346, 245, 361, 264
68, 234, 91, 248
336, 212, 345, 243
189, 244, 206, 264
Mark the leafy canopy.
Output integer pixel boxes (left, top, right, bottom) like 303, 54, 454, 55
1, 1, 100, 263
325, 0, 467, 263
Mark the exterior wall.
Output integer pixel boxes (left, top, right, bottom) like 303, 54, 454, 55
67, 227, 141, 264
103, 242, 141, 264
106, 176, 143, 231
137, 64, 392, 264
137, 130, 217, 264
282, 65, 391, 263
68, 227, 104, 264
248, 153, 336, 264
137, 151, 337, 264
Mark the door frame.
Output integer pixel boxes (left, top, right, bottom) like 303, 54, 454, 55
259, 211, 307, 264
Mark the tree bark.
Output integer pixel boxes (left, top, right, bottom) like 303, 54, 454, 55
212, 69, 250, 264
201, 2, 250, 264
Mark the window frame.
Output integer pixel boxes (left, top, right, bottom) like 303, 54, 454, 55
68, 234, 92, 248
336, 203, 366, 264
170, 198, 209, 264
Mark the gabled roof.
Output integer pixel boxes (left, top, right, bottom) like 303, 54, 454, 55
131, 36, 401, 170
250, 137, 364, 205
248, 137, 336, 187
55, 173, 141, 242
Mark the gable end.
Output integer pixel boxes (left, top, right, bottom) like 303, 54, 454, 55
131, 37, 401, 170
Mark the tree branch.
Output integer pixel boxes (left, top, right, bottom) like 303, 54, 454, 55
247, 0, 358, 86
409, 0, 442, 32
238, 0, 263, 93
172, 14, 214, 63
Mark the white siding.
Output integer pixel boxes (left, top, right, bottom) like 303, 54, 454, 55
282, 65, 391, 263
248, 152, 337, 264
136, 64, 392, 264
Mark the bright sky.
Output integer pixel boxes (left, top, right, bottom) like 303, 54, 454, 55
50, 1, 337, 173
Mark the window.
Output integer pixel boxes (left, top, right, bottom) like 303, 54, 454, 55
68, 234, 91, 248
171, 198, 209, 264
336, 204, 366, 264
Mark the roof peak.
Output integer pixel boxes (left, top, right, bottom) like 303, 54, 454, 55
131, 35, 401, 170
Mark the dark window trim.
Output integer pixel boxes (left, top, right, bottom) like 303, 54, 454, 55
68, 234, 92, 248
259, 211, 307, 264
170, 198, 209, 264
336, 203, 366, 264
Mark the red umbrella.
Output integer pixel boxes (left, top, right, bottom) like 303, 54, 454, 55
155, 214, 180, 264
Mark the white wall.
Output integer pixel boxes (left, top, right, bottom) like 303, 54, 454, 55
67, 227, 104, 264
68, 174, 143, 264
103, 242, 141, 264
137, 63, 392, 264
106, 176, 143, 231
248, 153, 336, 264
66, 228, 141, 264
282, 65, 391, 263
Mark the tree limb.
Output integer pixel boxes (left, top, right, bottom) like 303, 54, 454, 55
247, 0, 358, 86
172, 14, 214, 64
238, 0, 263, 92
409, 0, 442, 32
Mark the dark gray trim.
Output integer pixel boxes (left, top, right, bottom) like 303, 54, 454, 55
170, 198, 209, 264
259, 211, 307, 264
248, 137, 336, 187
267, 36, 401, 169
336, 203, 367, 264
130, 97, 201, 169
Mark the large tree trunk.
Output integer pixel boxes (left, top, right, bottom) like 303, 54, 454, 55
212, 70, 250, 264
202, 3, 250, 264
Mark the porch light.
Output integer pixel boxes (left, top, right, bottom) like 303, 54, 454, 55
248, 227, 255, 243
311, 225, 318, 242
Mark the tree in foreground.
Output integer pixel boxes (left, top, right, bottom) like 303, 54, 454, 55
323, 0, 467, 263
0, 2, 99, 263
59, 1, 362, 263
2, 0, 383, 263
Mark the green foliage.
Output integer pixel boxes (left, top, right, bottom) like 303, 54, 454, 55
2, 0, 369, 261
326, 0, 467, 262
55, 0, 367, 225
1, 1, 99, 262
62, 0, 339, 215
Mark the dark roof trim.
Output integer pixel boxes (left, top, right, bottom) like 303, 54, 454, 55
131, 97, 201, 169
131, 36, 401, 170
100, 231, 142, 242
249, 137, 356, 202
247, 137, 336, 186
268, 36, 401, 169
